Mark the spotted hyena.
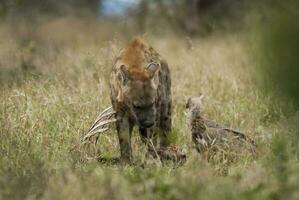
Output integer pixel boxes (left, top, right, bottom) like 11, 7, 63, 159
109, 37, 171, 163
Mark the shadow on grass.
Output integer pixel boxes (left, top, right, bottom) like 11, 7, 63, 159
97, 157, 121, 165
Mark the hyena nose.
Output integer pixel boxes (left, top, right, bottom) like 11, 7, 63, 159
140, 120, 154, 128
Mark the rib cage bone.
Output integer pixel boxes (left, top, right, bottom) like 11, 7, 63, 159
71, 106, 116, 154
83, 106, 116, 143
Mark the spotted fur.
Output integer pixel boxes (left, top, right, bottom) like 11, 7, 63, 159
109, 37, 172, 163
186, 96, 256, 156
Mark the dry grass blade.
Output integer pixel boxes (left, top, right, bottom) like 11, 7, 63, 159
149, 139, 162, 165
221, 128, 257, 147
204, 117, 256, 147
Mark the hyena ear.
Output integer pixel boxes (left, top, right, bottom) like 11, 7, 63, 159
186, 97, 192, 109
199, 93, 204, 100
147, 62, 160, 78
119, 64, 128, 85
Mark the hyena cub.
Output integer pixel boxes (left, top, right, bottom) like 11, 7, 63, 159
186, 95, 256, 160
109, 37, 172, 163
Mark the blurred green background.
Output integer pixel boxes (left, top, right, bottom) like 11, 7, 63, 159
1, 1, 298, 102
250, 1, 299, 108
1, 1, 299, 200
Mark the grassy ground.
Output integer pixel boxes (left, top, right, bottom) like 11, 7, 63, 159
1, 17, 299, 200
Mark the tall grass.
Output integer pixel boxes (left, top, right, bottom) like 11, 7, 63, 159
1, 15, 299, 199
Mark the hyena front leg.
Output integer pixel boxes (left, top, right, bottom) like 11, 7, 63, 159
160, 107, 171, 147
159, 93, 171, 147
116, 117, 133, 163
159, 60, 172, 148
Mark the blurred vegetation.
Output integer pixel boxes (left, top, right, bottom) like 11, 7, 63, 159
1, 0, 299, 199
249, 1, 299, 109
0, 0, 252, 35
0, 0, 100, 16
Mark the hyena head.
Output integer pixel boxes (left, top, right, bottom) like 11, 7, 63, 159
118, 62, 160, 128
186, 95, 204, 122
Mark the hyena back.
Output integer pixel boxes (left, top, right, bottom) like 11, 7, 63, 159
109, 37, 172, 163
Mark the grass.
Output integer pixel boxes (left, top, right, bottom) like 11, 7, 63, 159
1, 16, 299, 200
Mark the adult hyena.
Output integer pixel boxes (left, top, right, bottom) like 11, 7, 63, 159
109, 37, 172, 163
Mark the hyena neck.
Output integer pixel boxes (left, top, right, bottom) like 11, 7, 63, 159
192, 107, 201, 118
187, 107, 202, 128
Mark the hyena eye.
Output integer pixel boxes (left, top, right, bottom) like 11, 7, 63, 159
119, 65, 128, 85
